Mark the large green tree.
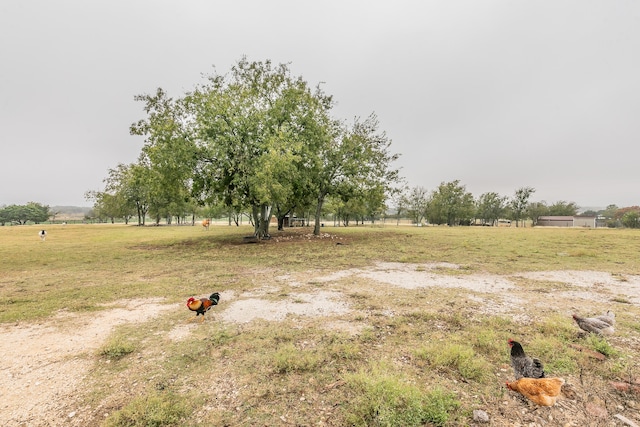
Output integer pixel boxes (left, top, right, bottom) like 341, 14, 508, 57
509, 187, 535, 227
131, 88, 198, 225
85, 190, 134, 224
404, 186, 430, 225
186, 58, 400, 238
309, 114, 400, 235
97, 58, 400, 234
427, 180, 475, 226
615, 206, 640, 229
526, 201, 549, 227
0, 203, 50, 225
103, 163, 152, 226
475, 192, 507, 226
547, 200, 579, 216
621, 210, 640, 228
187, 58, 335, 238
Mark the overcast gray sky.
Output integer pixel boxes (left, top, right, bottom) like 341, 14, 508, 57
1, 1, 638, 209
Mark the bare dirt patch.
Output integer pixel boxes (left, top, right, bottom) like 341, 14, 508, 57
0, 299, 174, 426
2, 264, 639, 426
515, 270, 640, 305
218, 290, 350, 324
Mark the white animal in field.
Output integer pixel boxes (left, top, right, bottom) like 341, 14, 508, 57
39, 230, 47, 241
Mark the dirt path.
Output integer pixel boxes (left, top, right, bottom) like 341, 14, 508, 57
1, 264, 639, 426
0, 299, 174, 426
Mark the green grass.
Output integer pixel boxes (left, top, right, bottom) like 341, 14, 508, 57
272, 343, 323, 373
1, 223, 640, 425
99, 336, 136, 360
584, 334, 618, 358
414, 342, 490, 383
103, 391, 198, 427
343, 362, 460, 426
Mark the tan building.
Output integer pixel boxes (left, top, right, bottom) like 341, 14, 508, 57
537, 216, 597, 227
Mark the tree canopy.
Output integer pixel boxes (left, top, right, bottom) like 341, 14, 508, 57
0, 202, 50, 225
476, 192, 507, 226
509, 187, 535, 227
95, 58, 401, 235
426, 180, 475, 226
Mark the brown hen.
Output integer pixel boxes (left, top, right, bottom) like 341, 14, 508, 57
506, 377, 565, 406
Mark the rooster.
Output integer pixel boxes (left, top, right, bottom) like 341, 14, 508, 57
508, 339, 545, 379
506, 377, 565, 406
186, 292, 220, 322
572, 312, 614, 335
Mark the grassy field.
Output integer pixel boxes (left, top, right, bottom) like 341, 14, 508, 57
1, 224, 639, 426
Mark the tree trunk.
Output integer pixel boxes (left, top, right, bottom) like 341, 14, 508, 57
313, 194, 325, 236
252, 206, 259, 235
253, 204, 272, 239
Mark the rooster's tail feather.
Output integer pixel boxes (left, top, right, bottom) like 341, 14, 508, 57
209, 292, 220, 305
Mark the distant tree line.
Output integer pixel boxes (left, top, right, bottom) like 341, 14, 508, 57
4, 195, 637, 229
0, 202, 50, 225
604, 206, 640, 229
396, 182, 640, 228
398, 183, 538, 227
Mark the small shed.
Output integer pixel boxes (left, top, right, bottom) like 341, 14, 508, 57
280, 215, 306, 227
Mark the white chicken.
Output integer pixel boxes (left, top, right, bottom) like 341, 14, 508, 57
572, 311, 615, 335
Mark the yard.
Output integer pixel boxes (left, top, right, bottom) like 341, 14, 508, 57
1, 224, 639, 426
